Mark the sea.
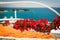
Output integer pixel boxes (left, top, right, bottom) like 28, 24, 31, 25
0, 7, 60, 22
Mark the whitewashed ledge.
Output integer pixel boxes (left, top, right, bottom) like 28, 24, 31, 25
51, 29, 60, 38
51, 29, 60, 34
0, 36, 55, 40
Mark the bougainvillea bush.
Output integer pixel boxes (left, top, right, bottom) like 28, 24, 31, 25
52, 16, 60, 30
13, 16, 60, 34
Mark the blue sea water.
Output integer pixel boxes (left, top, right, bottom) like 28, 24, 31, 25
0, 8, 60, 22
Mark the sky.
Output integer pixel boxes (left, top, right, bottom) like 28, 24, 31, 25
0, 0, 60, 8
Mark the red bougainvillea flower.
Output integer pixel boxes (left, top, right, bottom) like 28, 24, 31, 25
19, 27, 24, 32
14, 25, 19, 30
19, 20, 25, 27
13, 19, 25, 31
47, 22, 52, 27
47, 23, 52, 32
4, 20, 9, 23
39, 18, 48, 27
25, 27, 30, 31
14, 20, 19, 25
53, 17, 59, 26
53, 16, 60, 28
4, 20, 9, 26
24, 19, 31, 31
30, 19, 38, 29
38, 18, 48, 32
